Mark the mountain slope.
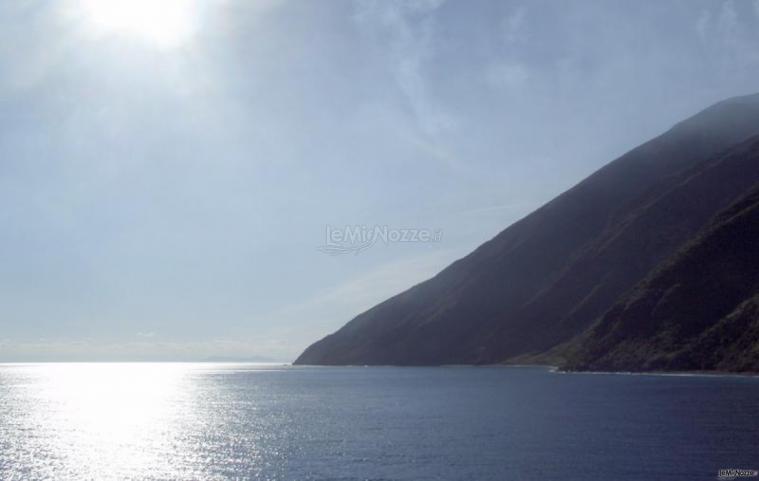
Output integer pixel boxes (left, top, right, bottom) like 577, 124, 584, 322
295, 94, 759, 366
564, 183, 759, 372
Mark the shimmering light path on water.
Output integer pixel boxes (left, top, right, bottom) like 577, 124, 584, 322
0, 363, 757, 481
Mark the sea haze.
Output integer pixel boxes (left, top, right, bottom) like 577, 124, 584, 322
0, 363, 757, 481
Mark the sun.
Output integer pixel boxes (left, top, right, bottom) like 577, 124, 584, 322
76, 0, 199, 49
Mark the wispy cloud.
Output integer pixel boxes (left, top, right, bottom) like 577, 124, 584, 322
353, 0, 454, 135
717, 1, 739, 43
694, 1, 759, 75
484, 6, 530, 91
500, 5, 528, 45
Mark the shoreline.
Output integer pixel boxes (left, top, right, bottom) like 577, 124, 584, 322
294, 362, 759, 378
2, 361, 757, 378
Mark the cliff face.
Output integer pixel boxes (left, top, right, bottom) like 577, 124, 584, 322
295, 94, 759, 368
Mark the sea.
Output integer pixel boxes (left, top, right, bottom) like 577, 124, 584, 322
0, 363, 757, 481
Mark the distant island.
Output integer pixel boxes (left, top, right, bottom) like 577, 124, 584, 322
295, 93, 759, 373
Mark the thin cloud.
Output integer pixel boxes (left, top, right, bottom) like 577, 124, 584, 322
353, 0, 454, 135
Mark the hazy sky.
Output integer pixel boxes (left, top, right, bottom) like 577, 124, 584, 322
1, 0, 758, 361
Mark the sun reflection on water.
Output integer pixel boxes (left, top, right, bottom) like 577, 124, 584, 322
1, 363, 202, 480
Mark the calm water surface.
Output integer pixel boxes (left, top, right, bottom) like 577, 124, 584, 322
0, 363, 757, 481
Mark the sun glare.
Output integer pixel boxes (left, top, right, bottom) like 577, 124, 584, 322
76, 0, 199, 49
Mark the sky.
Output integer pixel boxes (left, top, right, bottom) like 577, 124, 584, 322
1, 0, 758, 361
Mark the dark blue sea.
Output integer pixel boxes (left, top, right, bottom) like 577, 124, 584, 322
0, 363, 757, 480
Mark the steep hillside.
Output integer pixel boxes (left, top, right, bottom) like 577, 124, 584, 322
296, 94, 759, 366
564, 183, 759, 372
